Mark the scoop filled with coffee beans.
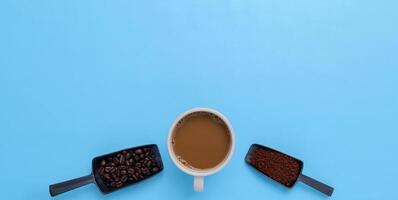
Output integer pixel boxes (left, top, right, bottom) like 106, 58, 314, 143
245, 144, 334, 196
49, 144, 163, 197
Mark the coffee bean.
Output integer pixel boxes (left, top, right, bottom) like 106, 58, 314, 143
99, 167, 105, 175
135, 149, 143, 154
142, 168, 149, 175
120, 155, 125, 164
110, 182, 116, 187
105, 167, 112, 173
98, 146, 162, 189
134, 156, 139, 162
121, 175, 128, 183
103, 173, 111, 180
128, 168, 135, 174
152, 167, 159, 172
116, 181, 123, 188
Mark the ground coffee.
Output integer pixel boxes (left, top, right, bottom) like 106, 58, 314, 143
245, 144, 303, 187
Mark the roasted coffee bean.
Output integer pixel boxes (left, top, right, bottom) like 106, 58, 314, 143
105, 166, 112, 173
128, 168, 135, 174
135, 167, 141, 174
135, 149, 143, 154
97, 146, 162, 189
121, 175, 128, 183
120, 155, 125, 164
99, 167, 105, 175
142, 168, 149, 175
134, 155, 139, 161
101, 160, 106, 166
116, 181, 123, 188
103, 173, 111, 180
152, 167, 159, 172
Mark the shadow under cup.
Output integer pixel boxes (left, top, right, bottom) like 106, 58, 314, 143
168, 108, 235, 192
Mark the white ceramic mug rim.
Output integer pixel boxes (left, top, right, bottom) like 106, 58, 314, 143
167, 107, 235, 177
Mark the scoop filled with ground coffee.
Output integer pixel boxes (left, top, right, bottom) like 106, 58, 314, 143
245, 144, 334, 196
49, 144, 163, 197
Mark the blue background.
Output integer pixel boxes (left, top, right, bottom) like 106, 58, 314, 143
1, 0, 397, 199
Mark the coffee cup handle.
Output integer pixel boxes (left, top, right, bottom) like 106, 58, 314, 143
194, 176, 204, 192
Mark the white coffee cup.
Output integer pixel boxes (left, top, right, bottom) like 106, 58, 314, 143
167, 107, 235, 192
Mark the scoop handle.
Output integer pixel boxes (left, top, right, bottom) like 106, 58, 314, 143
49, 174, 94, 197
298, 174, 334, 196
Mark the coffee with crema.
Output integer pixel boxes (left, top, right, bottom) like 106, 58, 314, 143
171, 112, 232, 170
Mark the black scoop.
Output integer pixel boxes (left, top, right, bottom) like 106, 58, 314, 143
245, 144, 334, 196
49, 144, 163, 197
